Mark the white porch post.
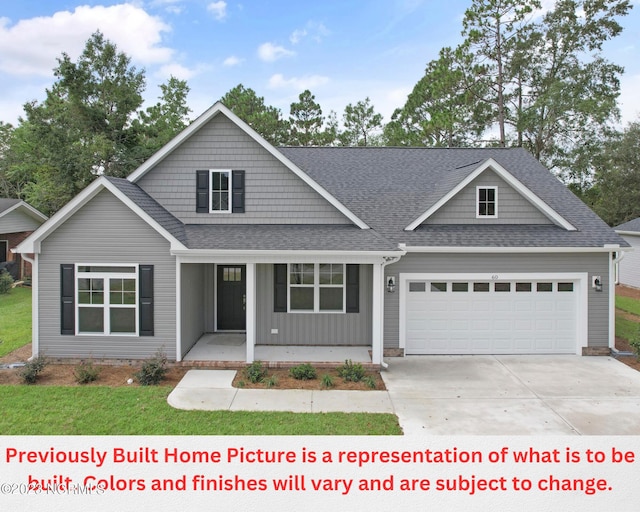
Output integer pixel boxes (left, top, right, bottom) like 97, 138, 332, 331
371, 263, 383, 365
175, 256, 182, 362
246, 262, 256, 363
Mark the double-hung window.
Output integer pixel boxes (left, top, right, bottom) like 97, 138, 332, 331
76, 265, 138, 335
289, 263, 345, 312
210, 170, 231, 212
477, 186, 498, 218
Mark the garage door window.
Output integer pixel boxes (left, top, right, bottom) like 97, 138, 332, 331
537, 282, 553, 292
409, 282, 426, 292
452, 283, 469, 292
558, 282, 574, 292
516, 282, 532, 292
495, 283, 510, 292
431, 282, 447, 292
473, 282, 490, 292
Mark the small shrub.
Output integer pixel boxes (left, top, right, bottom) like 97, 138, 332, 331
0, 271, 13, 294
265, 375, 278, 388
19, 356, 49, 384
630, 327, 640, 361
336, 359, 366, 382
135, 350, 168, 386
363, 375, 377, 389
321, 374, 334, 389
244, 360, 267, 383
289, 363, 317, 380
73, 360, 101, 384
237, 380, 245, 388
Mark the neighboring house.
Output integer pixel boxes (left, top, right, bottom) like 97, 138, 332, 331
614, 218, 640, 288
0, 198, 47, 280
16, 103, 628, 365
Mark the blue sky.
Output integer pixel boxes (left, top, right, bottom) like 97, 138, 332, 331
1, 0, 639, 128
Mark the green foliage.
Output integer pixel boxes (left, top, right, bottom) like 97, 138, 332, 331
0, 271, 13, 294
616, 295, 640, 317
289, 363, 317, 380
630, 331, 640, 361
221, 84, 289, 146
135, 350, 168, 386
363, 376, 377, 389
19, 356, 49, 384
321, 374, 335, 389
288, 90, 325, 146
337, 359, 366, 382
244, 360, 267, 383
73, 360, 101, 384
265, 375, 278, 388
340, 97, 383, 146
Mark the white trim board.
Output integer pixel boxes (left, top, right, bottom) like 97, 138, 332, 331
404, 158, 577, 231
398, 272, 588, 356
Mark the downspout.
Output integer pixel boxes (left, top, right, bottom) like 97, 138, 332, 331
613, 251, 624, 285
379, 255, 402, 369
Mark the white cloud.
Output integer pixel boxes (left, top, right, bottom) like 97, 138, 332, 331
150, 0, 184, 14
0, 5, 173, 76
223, 55, 243, 67
258, 42, 295, 62
619, 73, 640, 124
289, 22, 330, 45
268, 73, 329, 90
207, 1, 227, 21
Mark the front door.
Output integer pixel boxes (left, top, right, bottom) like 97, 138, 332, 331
217, 265, 246, 330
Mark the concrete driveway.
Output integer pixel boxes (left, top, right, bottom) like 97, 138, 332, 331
381, 355, 640, 435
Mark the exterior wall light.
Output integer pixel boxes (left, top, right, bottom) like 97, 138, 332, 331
387, 276, 396, 293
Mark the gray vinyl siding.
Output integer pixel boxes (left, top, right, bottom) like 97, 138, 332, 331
38, 190, 176, 360
384, 252, 609, 349
256, 263, 373, 345
618, 235, 640, 288
0, 209, 42, 233
180, 263, 206, 357
138, 115, 350, 225
424, 170, 552, 225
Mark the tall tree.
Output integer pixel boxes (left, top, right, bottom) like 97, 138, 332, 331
18, 31, 146, 213
340, 97, 383, 146
133, 76, 191, 159
220, 84, 289, 145
511, 0, 631, 177
288, 90, 324, 146
589, 120, 640, 226
384, 46, 490, 146
462, 0, 541, 146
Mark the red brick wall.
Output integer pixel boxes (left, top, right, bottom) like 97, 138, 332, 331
1, 231, 33, 279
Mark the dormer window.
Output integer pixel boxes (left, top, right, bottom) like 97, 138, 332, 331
477, 186, 497, 218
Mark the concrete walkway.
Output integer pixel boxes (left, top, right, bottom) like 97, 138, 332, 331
168, 355, 640, 435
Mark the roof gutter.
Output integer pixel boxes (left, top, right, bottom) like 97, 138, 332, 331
399, 244, 624, 254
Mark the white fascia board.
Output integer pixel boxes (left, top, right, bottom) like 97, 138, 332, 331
615, 230, 640, 237
172, 249, 404, 265
402, 245, 619, 253
15, 177, 187, 254
127, 102, 369, 230
0, 201, 47, 223
404, 158, 577, 232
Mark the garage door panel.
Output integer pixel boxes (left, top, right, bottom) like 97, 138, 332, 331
405, 278, 578, 355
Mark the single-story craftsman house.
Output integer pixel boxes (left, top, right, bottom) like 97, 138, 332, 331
614, 218, 640, 288
16, 103, 629, 365
0, 198, 47, 280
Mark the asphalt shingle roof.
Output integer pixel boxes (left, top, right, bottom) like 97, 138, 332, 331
615, 218, 640, 234
111, 147, 626, 251
0, 198, 20, 215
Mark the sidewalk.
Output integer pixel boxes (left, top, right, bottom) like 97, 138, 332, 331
167, 369, 395, 414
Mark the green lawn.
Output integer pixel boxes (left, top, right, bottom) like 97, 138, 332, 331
616, 295, 640, 317
0, 385, 402, 435
0, 287, 31, 356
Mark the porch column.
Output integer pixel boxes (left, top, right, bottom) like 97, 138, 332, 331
245, 262, 256, 363
371, 263, 383, 365
175, 257, 182, 362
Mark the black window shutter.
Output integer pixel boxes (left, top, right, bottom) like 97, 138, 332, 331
139, 265, 154, 336
273, 264, 287, 312
60, 264, 75, 335
346, 264, 360, 313
232, 170, 245, 213
196, 170, 209, 213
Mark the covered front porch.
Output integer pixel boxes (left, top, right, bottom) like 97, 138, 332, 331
174, 249, 399, 365
181, 333, 373, 367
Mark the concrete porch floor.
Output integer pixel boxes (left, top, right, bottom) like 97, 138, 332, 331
181, 333, 372, 366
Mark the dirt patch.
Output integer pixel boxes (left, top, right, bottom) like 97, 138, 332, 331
232, 367, 386, 391
616, 284, 640, 300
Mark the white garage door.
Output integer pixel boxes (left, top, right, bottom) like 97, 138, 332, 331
404, 278, 577, 354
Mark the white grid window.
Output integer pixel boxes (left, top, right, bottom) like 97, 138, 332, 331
289, 263, 345, 312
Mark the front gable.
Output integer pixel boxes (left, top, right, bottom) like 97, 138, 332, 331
131, 104, 367, 228
0, 201, 47, 234
405, 158, 576, 232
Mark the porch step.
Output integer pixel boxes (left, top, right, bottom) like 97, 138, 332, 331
178, 360, 380, 370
